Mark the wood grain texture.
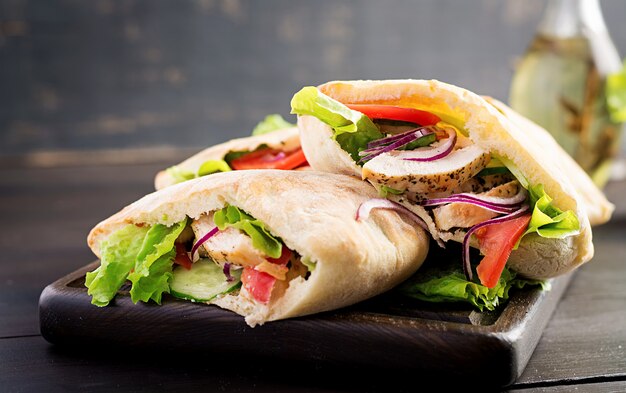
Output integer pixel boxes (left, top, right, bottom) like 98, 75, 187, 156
515, 219, 626, 385
1, 163, 625, 392
38, 259, 572, 388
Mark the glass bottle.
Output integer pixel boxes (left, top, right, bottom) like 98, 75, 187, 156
508, 0, 623, 188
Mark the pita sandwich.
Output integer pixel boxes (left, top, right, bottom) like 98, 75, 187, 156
291, 79, 614, 286
86, 170, 430, 327
155, 116, 307, 190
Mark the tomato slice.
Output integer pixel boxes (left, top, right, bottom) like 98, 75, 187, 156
240, 246, 293, 303
174, 243, 193, 270
241, 267, 276, 304
346, 104, 441, 126
267, 246, 292, 266
230, 147, 308, 170
475, 214, 532, 288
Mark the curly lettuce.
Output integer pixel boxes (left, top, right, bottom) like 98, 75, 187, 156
251, 114, 295, 136
400, 251, 549, 311
85, 218, 188, 306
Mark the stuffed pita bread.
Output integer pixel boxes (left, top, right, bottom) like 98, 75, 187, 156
291, 79, 614, 286
86, 170, 429, 327
155, 125, 307, 190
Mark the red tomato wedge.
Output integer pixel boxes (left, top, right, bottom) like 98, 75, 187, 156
475, 214, 532, 288
174, 243, 193, 270
230, 147, 308, 170
267, 246, 292, 266
346, 104, 441, 126
241, 267, 276, 304
240, 245, 292, 304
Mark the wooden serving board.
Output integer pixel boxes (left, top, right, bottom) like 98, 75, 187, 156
39, 260, 573, 387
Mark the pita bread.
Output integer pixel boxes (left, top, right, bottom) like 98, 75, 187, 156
297, 79, 613, 279
154, 127, 301, 190
88, 170, 429, 327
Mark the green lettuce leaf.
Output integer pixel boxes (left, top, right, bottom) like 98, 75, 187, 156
301, 256, 316, 272
251, 114, 295, 136
378, 185, 404, 198
522, 184, 580, 240
85, 225, 149, 306
166, 159, 231, 185
165, 166, 196, 184
290, 86, 383, 162
197, 160, 232, 177
399, 251, 549, 311
213, 205, 282, 258
127, 219, 188, 304
607, 58, 626, 123
492, 154, 580, 242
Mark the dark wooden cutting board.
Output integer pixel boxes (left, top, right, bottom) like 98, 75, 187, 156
39, 259, 572, 387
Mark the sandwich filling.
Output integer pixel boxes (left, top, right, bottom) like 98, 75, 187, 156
291, 86, 581, 289
165, 114, 309, 185
85, 205, 311, 307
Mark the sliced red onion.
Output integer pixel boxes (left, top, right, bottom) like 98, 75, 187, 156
461, 205, 530, 281
358, 127, 436, 163
223, 262, 235, 282
420, 186, 527, 214
191, 226, 219, 260
420, 196, 522, 214
355, 198, 445, 247
446, 188, 528, 207
359, 134, 424, 163
402, 127, 457, 162
360, 129, 427, 156
366, 126, 436, 149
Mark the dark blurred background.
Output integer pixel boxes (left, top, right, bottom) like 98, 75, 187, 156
2, 0, 626, 165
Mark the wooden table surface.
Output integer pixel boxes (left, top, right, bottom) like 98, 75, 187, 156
1, 159, 625, 392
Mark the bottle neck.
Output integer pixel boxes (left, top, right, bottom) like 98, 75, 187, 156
537, 0, 621, 74
538, 0, 607, 38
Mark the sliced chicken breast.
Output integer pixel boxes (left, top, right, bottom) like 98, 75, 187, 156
191, 213, 267, 267
362, 144, 490, 194
433, 181, 522, 231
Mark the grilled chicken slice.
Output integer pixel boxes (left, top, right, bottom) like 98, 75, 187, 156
432, 180, 521, 231
362, 144, 490, 194
191, 213, 267, 267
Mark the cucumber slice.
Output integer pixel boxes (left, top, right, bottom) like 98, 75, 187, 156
170, 259, 241, 302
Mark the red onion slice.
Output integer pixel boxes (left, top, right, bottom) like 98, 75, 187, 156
366, 126, 437, 149
402, 127, 457, 162
421, 196, 522, 214
421, 186, 527, 214
358, 127, 435, 163
359, 133, 424, 163
447, 188, 528, 207
461, 205, 530, 281
191, 226, 219, 260
360, 128, 430, 156
223, 262, 235, 282
355, 198, 445, 248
